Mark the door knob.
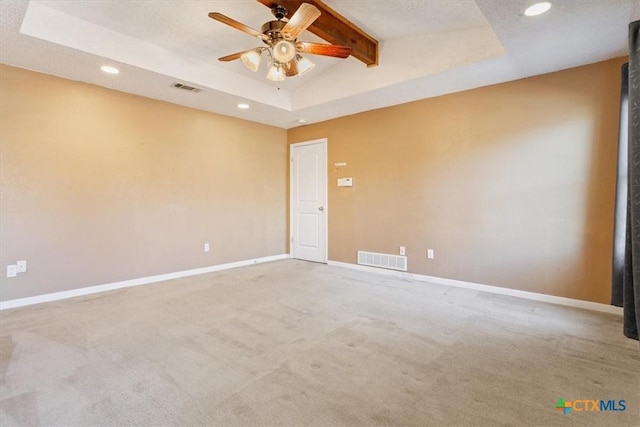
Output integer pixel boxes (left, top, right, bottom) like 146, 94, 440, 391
318, 206, 324, 211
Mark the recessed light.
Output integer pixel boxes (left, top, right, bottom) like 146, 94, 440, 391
237, 103, 250, 109
525, 2, 552, 17
296, 119, 307, 124
100, 65, 119, 74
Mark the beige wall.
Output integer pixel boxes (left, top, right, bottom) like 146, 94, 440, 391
0, 65, 287, 301
1, 57, 624, 305
288, 57, 626, 304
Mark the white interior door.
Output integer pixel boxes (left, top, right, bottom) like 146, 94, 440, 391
290, 139, 327, 263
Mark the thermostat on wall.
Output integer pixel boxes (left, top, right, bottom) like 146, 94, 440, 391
337, 178, 353, 187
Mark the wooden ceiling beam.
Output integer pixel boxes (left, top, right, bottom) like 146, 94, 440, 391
256, 0, 378, 67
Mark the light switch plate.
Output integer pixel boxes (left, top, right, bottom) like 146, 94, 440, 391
6, 265, 17, 278
427, 249, 434, 259
400, 246, 405, 256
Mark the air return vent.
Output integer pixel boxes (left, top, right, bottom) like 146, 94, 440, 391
171, 82, 202, 93
357, 251, 407, 272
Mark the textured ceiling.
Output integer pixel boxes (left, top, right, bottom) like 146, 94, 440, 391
1, 0, 639, 129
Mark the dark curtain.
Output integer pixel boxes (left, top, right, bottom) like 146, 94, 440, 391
615, 20, 640, 341
612, 64, 628, 309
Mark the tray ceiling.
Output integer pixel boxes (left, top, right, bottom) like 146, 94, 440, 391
1, 1, 638, 128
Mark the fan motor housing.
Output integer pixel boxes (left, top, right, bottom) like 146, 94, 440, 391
261, 20, 287, 41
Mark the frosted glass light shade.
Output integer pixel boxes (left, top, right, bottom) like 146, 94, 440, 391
240, 50, 261, 72
273, 40, 296, 63
266, 65, 285, 81
296, 56, 315, 76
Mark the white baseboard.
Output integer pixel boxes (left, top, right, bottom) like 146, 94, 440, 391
0, 254, 290, 310
327, 260, 623, 315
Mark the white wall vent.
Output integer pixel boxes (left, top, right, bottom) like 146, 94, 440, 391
171, 82, 202, 93
357, 251, 407, 271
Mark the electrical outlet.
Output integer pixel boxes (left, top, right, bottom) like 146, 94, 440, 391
427, 249, 434, 259
17, 260, 27, 273
204, 243, 210, 253
6, 265, 17, 278
399, 246, 405, 256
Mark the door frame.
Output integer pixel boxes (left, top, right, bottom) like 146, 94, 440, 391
289, 138, 328, 262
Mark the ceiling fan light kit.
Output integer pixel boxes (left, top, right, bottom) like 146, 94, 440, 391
273, 40, 296, 63
209, 2, 352, 81
240, 49, 262, 72
296, 55, 315, 75
266, 63, 286, 81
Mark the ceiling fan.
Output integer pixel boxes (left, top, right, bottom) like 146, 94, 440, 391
208, 3, 352, 81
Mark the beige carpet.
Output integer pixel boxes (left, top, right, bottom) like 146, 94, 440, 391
1, 259, 638, 426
